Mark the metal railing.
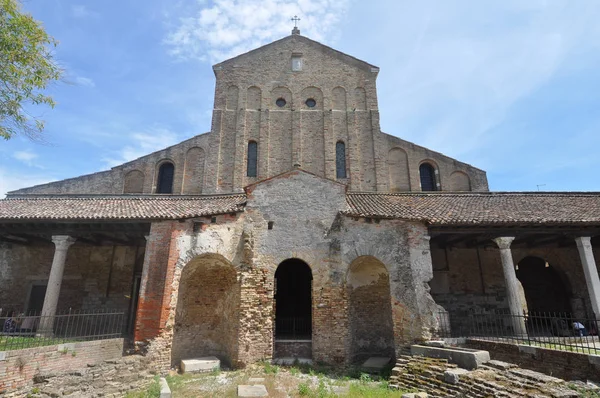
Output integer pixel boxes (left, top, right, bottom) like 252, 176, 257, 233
0, 309, 125, 351
435, 311, 600, 355
275, 316, 312, 340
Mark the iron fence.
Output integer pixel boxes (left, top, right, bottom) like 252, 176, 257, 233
435, 311, 600, 355
0, 309, 125, 351
275, 316, 312, 340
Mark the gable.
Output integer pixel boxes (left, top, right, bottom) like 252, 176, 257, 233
213, 34, 378, 73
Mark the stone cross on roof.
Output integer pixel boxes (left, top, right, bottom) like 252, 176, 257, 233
291, 15, 301, 35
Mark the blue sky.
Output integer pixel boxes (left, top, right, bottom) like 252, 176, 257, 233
1, 0, 599, 196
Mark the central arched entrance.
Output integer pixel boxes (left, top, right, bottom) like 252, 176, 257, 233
274, 259, 312, 358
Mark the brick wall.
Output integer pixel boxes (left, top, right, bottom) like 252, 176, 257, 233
466, 339, 600, 381
0, 338, 124, 393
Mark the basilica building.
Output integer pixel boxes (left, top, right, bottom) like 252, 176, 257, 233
1, 30, 599, 369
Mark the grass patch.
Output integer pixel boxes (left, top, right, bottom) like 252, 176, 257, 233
124, 376, 161, 398
567, 383, 600, 398
0, 336, 68, 351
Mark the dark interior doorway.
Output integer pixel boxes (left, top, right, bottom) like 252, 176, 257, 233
27, 285, 47, 315
275, 259, 312, 340
516, 256, 571, 314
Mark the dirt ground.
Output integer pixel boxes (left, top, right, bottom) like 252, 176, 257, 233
141, 362, 412, 398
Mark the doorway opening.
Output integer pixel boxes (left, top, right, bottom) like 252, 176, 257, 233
274, 259, 312, 340
516, 256, 571, 315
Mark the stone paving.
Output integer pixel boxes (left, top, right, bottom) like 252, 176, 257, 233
389, 355, 591, 397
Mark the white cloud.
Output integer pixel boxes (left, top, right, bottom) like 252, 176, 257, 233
71, 5, 97, 19
74, 76, 95, 88
164, 0, 350, 63
102, 128, 182, 167
0, 168, 55, 198
12, 150, 44, 169
372, 0, 600, 164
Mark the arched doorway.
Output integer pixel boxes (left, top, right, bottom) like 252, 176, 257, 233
274, 259, 312, 341
516, 256, 571, 314
347, 256, 395, 363
171, 254, 240, 367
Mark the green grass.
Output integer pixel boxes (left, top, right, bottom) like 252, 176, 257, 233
567, 383, 600, 398
124, 376, 161, 398
0, 336, 84, 351
524, 341, 600, 355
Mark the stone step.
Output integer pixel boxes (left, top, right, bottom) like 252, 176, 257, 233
180, 356, 220, 373
237, 384, 268, 397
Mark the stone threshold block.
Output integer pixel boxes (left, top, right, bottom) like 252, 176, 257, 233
181, 356, 220, 373
238, 384, 268, 397
362, 356, 392, 372
159, 377, 171, 398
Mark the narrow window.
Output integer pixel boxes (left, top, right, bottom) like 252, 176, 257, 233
336, 141, 347, 179
156, 162, 174, 194
419, 163, 437, 191
247, 141, 258, 177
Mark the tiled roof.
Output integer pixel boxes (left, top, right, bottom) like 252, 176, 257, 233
345, 192, 600, 226
0, 195, 247, 221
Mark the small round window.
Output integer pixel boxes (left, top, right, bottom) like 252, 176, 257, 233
305, 98, 316, 108
276, 98, 287, 107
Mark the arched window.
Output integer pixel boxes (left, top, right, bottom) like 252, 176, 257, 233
336, 141, 347, 179
419, 163, 437, 191
156, 162, 175, 194
247, 141, 258, 177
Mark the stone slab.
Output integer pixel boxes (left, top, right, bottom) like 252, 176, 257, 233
238, 384, 268, 397
362, 356, 391, 371
443, 368, 469, 384
181, 356, 220, 373
272, 357, 312, 366
487, 359, 518, 371
425, 340, 445, 348
159, 377, 171, 398
411, 344, 489, 370
509, 368, 563, 384
0, 351, 6, 361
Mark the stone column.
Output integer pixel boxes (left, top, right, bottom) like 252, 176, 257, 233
38, 235, 76, 335
493, 237, 527, 335
575, 237, 600, 318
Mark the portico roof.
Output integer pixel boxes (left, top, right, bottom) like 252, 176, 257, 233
0, 194, 247, 221
344, 192, 600, 227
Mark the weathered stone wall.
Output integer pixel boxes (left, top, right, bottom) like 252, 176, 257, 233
0, 242, 141, 314
136, 170, 440, 369
0, 338, 124, 393
430, 244, 596, 319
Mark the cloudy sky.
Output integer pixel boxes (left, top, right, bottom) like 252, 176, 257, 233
2, 0, 599, 196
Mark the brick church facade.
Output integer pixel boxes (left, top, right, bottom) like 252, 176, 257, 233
1, 31, 599, 369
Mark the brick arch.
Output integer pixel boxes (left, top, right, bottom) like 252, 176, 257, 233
182, 147, 205, 194
346, 256, 395, 362
247, 86, 262, 110
301, 86, 323, 110
332, 86, 346, 110
171, 253, 240, 367
123, 169, 144, 194
271, 86, 292, 109
226, 85, 239, 110
448, 171, 471, 191
388, 148, 410, 192
353, 87, 367, 110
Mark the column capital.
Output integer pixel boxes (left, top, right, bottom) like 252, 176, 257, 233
493, 237, 515, 250
52, 235, 76, 250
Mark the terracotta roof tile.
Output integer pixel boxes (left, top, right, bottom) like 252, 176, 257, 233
0, 195, 246, 221
345, 192, 600, 226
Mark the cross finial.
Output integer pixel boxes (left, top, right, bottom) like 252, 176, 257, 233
291, 15, 301, 35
